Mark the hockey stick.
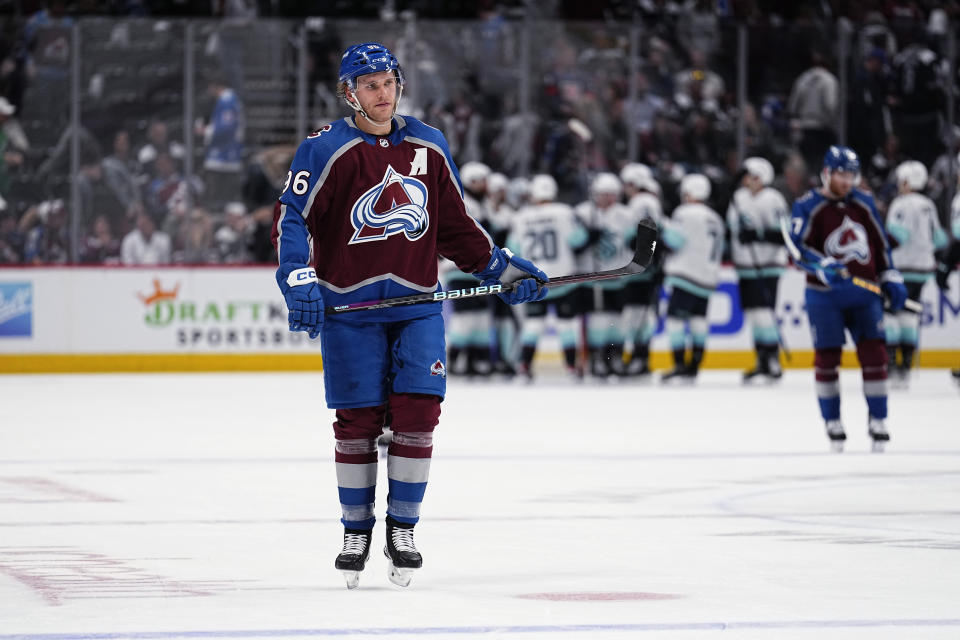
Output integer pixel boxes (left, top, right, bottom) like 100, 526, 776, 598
326, 220, 659, 314
779, 217, 923, 314
850, 276, 923, 313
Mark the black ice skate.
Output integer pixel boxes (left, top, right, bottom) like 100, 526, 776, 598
335, 528, 373, 589
825, 419, 846, 453
660, 365, 696, 384
743, 349, 782, 384
868, 416, 890, 453
624, 355, 652, 378
383, 515, 422, 587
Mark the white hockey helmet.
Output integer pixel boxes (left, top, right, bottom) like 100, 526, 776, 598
487, 172, 508, 195
590, 172, 622, 198
680, 173, 711, 202
507, 176, 530, 208
743, 156, 775, 186
459, 161, 491, 190
529, 174, 558, 202
895, 160, 928, 191
620, 162, 652, 187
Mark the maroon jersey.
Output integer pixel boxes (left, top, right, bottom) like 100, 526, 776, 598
788, 188, 895, 288
272, 115, 494, 322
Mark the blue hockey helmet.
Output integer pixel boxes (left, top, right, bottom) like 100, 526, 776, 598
338, 42, 405, 91
821, 145, 861, 190
822, 145, 860, 174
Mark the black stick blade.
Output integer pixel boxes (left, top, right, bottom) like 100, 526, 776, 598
632, 219, 658, 268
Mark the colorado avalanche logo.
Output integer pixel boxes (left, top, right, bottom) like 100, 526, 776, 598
824, 216, 871, 264
430, 359, 446, 378
349, 166, 429, 244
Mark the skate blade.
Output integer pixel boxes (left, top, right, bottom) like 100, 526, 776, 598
829, 440, 845, 453
387, 563, 415, 587
871, 439, 887, 453
342, 570, 361, 589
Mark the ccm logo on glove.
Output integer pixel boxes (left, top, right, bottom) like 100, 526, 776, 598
287, 267, 319, 287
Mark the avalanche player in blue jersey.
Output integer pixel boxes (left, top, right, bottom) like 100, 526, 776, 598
271, 42, 548, 589
783, 146, 908, 452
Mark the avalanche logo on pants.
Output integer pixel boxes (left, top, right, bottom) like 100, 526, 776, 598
349, 165, 429, 244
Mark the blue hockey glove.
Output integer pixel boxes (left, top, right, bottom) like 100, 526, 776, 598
880, 270, 907, 311
474, 246, 549, 305
276, 264, 324, 339
815, 257, 848, 286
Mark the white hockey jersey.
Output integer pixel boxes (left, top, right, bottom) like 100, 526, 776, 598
887, 192, 947, 275
662, 202, 725, 293
574, 201, 636, 286
726, 186, 788, 274
951, 192, 960, 241
627, 192, 664, 227
508, 202, 586, 287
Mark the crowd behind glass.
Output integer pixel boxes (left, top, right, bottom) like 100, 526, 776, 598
0, 0, 957, 266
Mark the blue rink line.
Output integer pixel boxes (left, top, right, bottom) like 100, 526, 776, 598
3, 619, 960, 639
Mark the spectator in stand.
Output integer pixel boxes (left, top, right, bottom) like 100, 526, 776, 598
673, 50, 724, 116
864, 133, 906, 205
0, 96, 27, 198
146, 151, 201, 245
242, 145, 293, 263
0, 205, 23, 263
773, 152, 810, 203
80, 213, 120, 264
889, 28, 945, 167
642, 37, 679, 99
137, 119, 185, 179
847, 48, 891, 163
177, 208, 217, 264
625, 71, 666, 142
927, 128, 960, 214
19, 198, 68, 264
121, 210, 171, 265
101, 129, 142, 217
676, 0, 721, 62
197, 69, 244, 211
76, 146, 133, 237
787, 51, 838, 174
214, 201, 251, 263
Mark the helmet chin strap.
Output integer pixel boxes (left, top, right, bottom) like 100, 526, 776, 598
345, 85, 404, 129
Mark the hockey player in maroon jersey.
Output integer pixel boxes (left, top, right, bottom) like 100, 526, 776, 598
783, 146, 908, 452
271, 43, 548, 588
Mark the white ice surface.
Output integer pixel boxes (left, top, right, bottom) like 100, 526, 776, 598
0, 370, 959, 640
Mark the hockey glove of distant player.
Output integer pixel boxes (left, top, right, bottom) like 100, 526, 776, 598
815, 257, 848, 286
474, 247, 550, 305
276, 264, 323, 339
880, 270, 908, 311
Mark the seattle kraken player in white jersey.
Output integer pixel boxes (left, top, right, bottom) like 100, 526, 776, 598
885, 160, 949, 386
620, 163, 664, 376
939, 181, 960, 383
660, 174, 725, 382
484, 172, 521, 376
575, 172, 637, 378
727, 157, 790, 382
508, 174, 589, 378
445, 161, 493, 377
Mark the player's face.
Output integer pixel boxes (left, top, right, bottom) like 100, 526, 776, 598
741, 173, 762, 193
827, 169, 856, 197
594, 192, 618, 208
351, 71, 399, 123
